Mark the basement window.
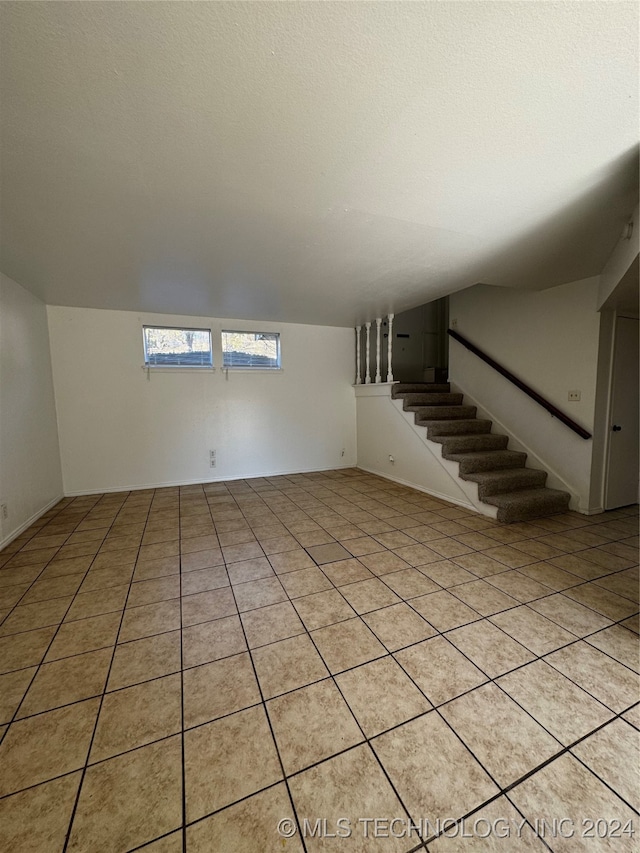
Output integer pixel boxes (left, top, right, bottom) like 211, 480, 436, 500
222, 331, 281, 369
142, 326, 213, 367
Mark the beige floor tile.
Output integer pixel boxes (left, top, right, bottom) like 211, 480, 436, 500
260, 534, 300, 554
448, 620, 534, 678
0, 583, 29, 609
65, 585, 128, 622
267, 549, 315, 574
91, 673, 182, 762
529, 594, 613, 636
180, 548, 224, 572
623, 704, 640, 727
185, 705, 282, 821
17, 647, 111, 718
382, 567, 440, 599
292, 588, 356, 631
373, 712, 498, 824
571, 718, 639, 807
621, 614, 639, 634
581, 547, 637, 571
586, 625, 640, 672
68, 736, 182, 853
486, 570, 553, 603
279, 566, 333, 598
240, 601, 303, 649
343, 536, 387, 557
224, 554, 273, 584
453, 552, 511, 578
548, 552, 612, 580
441, 683, 561, 786
252, 634, 329, 698
510, 753, 637, 853
119, 599, 181, 643
359, 550, 413, 576
187, 783, 304, 853
373, 530, 418, 549
45, 612, 121, 664
79, 565, 134, 593
451, 580, 519, 617
268, 678, 363, 774
563, 583, 637, 622
222, 541, 265, 563
545, 641, 640, 713
396, 635, 486, 705
418, 559, 480, 588
594, 567, 639, 603
181, 534, 219, 554
184, 652, 260, 728
426, 538, 475, 559
289, 744, 410, 852
19, 572, 84, 606
363, 602, 435, 651
0, 626, 56, 674
489, 605, 576, 656
180, 565, 229, 595
0, 666, 36, 724
338, 655, 429, 739
183, 613, 247, 666
392, 542, 449, 565
428, 796, 549, 852
233, 576, 288, 612
181, 587, 237, 626
0, 596, 72, 636
133, 555, 180, 581
136, 542, 179, 564
321, 558, 374, 586
452, 531, 499, 551
0, 772, 81, 853
305, 542, 353, 565
0, 698, 99, 796
339, 578, 402, 614
142, 831, 183, 852
108, 630, 181, 691
312, 617, 387, 674
519, 561, 583, 591
410, 590, 481, 632
126, 575, 180, 608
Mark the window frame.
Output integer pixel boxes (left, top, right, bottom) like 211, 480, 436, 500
221, 330, 282, 370
142, 325, 214, 369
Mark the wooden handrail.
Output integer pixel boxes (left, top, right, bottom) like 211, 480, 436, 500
447, 328, 592, 440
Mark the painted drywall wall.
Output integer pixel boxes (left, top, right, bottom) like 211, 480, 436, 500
598, 203, 639, 308
0, 274, 63, 546
47, 307, 356, 494
448, 279, 602, 512
355, 386, 488, 513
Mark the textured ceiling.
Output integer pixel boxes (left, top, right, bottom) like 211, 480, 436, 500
0, 1, 638, 326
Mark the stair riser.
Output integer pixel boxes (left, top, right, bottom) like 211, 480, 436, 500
455, 453, 527, 474
495, 495, 570, 523
475, 472, 548, 498
425, 420, 492, 437
413, 406, 477, 420
401, 394, 463, 407
438, 435, 509, 454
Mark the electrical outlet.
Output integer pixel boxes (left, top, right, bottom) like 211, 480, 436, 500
388, 455, 395, 464
209, 450, 217, 468
568, 390, 581, 402
450, 318, 458, 329
341, 448, 345, 457
1, 503, 7, 520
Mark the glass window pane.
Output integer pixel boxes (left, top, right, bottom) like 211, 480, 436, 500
143, 327, 213, 367
222, 331, 280, 368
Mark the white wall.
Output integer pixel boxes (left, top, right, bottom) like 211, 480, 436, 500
598, 203, 639, 309
449, 278, 602, 512
0, 274, 63, 546
47, 307, 356, 494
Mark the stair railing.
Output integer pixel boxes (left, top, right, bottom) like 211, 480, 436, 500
355, 314, 394, 384
447, 328, 592, 439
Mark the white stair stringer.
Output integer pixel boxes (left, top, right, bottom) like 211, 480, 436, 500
389, 396, 498, 519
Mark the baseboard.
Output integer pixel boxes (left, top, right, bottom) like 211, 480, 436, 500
62, 464, 357, 497
356, 465, 479, 512
0, 494, 64, 551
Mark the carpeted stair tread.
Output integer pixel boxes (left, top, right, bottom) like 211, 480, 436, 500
462, 467, 548, 497
391, 383, 451, 397
438, 434, 509, 454
410, 404, 477, 419
484, 488, 571, 523
447, 449, 527, 474
401, 393, 464, 407
424, 419, 493, 437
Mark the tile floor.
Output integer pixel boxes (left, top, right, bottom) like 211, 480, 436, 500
0, 469, 638, 852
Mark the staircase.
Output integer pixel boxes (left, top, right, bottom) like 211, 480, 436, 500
391, 382, 571, 523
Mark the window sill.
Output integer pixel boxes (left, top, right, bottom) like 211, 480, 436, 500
141, 366, 215, 372
222, 367, 283, 373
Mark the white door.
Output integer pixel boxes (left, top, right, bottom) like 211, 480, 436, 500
605, 316, 639, 509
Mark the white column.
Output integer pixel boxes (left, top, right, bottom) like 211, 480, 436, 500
364, 322, 371, 384
355, 326, 362, 384
386, 313, 394, 382
375, 317, 382, 383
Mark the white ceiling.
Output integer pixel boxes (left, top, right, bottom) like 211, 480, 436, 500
0, 1, 638, 327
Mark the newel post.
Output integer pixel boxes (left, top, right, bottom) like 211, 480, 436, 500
355, 326, 362, 384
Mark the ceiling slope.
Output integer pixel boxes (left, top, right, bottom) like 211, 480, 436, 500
0, 1, 638, 326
